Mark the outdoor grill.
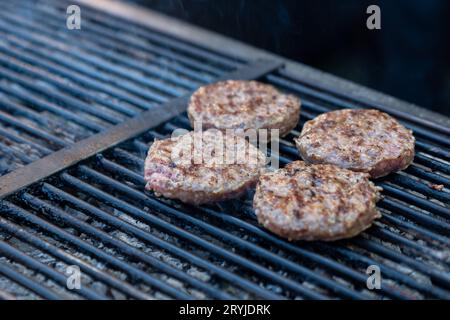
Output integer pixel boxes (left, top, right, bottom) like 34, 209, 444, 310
0, 0, 449, 300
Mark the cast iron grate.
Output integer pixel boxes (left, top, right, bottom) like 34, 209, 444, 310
0, 0, 449, 300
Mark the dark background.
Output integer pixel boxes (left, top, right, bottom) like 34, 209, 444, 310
130, 0, 450, 117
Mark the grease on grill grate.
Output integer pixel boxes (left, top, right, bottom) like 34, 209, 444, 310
0, 0, 449, 300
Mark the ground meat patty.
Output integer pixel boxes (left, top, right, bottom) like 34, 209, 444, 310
145, 130, 266, 205
253, 161, 382, 241
294, 109, 415, 178
187, 80, 300, 137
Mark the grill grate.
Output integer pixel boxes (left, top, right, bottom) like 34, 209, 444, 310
0, 0, 243, 176
0, 0, 449, 300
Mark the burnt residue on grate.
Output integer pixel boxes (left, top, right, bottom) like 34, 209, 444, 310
0, 0, 449, 300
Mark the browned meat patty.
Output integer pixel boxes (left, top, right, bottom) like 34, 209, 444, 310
144, 130, 266, 205
294, 109, 415, 178
253, 161, 382, 241
187, 80, 301, 137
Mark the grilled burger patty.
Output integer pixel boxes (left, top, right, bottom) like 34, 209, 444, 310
253, 161, 381, 241
295, 109, 415, 178
187, 80, 300, 137
145, 130, 266, 205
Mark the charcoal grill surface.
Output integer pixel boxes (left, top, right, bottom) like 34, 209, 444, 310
0, 0, 449, 300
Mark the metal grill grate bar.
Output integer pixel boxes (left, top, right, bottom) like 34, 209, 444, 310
0, 217, 152, 299
0, 239, 107, 299
50, 0, 244, 68
13, 0, 230, 77
1, 201, 196, 300
0, 260, 60, 300
44, 176, 284, 300
0, 16, 200, 90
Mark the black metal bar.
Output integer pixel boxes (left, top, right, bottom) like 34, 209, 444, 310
331, 245, 449, 299
0, 94, 60, 130
0, 143, 35, 164
369, 227, 445, 262
0, 127, 51, 156
379, 198, 450, 235
28, 187, 234, 300
0, 259, 60, 300
44, 0, 237, 73
0, 37, 164, 110
0, 217, 153, 300
414, 154, 450, 175
48, 0, 244, 69
0, 85, 105, 133
405, 166, 450, 187
0, 240, 107, 300
8, 1, 225, 77
386, 174, 450, 203
0, 59, 282, 199
237, 204, 448, 299
1, 32, 187, 98
354, 238, 450, 289
0, 110, 68, 148
415, 140, 450, 162
0, 4, 209, 85
195, 206, 408, 299
19, 194, 197, 300
205, 205, 450, 299
380, 184, 450, 222
380, 211, 450, 246
0, 201, 198, 299
44, 179, 278, 300
0, 65, 124, 125
0, 54, 135, 121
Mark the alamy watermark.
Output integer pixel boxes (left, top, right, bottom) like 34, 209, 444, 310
168, 121, 280, 169
366, 265, 381, 290
66, 265, 81, 290
366, 5, 381, 30
66, 5, 81, 30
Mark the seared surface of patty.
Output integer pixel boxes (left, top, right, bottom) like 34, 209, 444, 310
253, 161, 381, 241
145, 130, 266, 204
295, 109, 415, 178
188, 80, 300, 137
